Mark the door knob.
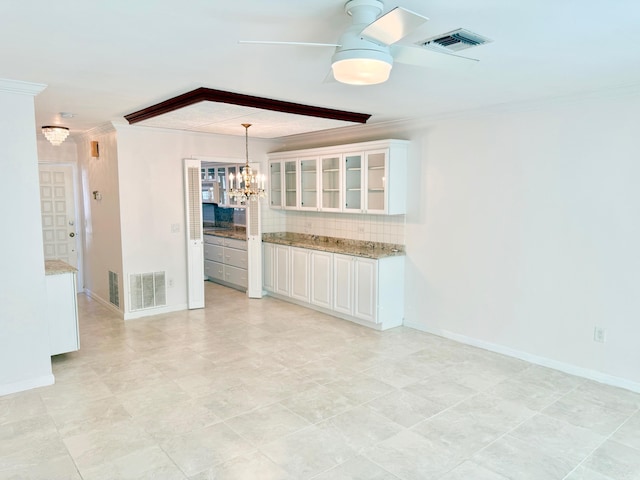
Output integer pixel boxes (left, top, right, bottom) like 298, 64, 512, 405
69, 232, 75, 237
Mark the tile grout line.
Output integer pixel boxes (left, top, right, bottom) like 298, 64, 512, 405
560, 405, 640, 480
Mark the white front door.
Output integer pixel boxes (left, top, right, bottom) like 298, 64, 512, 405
39, 165, 81, 290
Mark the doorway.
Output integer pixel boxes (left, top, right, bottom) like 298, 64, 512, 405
38, 163, 83, 292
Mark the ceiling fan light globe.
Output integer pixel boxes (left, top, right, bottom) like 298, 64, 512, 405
332, 58, 392, 85
331, 49, 393, 85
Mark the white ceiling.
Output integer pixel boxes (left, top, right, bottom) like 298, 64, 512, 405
2, 1, 640, 139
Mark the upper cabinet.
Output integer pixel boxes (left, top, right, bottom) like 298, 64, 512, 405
320, 154, 342, 212
268, 139, 408, 215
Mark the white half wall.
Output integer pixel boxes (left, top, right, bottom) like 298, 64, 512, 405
0, 80, 53, 395
403, 91, 640, 390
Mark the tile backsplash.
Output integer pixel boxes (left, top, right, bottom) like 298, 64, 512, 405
262, 207, 405, 245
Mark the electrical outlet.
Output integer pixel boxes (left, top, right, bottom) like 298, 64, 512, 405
168, 278, 174, 288
171, 223, 180, 233
593, 326, 606, 343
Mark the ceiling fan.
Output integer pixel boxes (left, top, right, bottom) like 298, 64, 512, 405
240, 0, 487, 86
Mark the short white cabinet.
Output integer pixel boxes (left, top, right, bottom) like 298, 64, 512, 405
263, 242, 404, 330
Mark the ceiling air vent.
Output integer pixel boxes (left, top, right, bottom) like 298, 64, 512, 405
417, 28, 492, 52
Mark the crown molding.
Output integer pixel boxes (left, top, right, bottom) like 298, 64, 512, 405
124, 87, 371, 125
0, 78, 47, 96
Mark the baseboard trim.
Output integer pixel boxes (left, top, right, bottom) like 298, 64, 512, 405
124, 303, 188, 321
0, 374, 55, 397
83, 289, 124, 318
404, 321, 640, 394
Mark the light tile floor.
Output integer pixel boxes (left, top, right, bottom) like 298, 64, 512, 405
1, 282, 639, 479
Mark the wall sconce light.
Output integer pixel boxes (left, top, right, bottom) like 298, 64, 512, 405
93, 191, 102, 201
91, 141, 100, 158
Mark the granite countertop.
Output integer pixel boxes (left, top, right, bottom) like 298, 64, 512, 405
203, 226, 247, 241
45, 259, 77, 275
262, 232, 405, 259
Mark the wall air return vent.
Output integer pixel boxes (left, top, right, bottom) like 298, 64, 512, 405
417, 28, 492, 52
109, 271, 120, 307
129, 272, 166, 311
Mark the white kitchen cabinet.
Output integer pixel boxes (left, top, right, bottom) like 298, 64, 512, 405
263, 242, 275, 292
204, 235, 247, 291
45, 266, 80, 356
354, 257, 377, 323
311, 250, 333, 309
344, 152, 364, 213
333, 253, 376, 322
269, 161, 283, 208
299, 157, 319, 210
263, 243, 404, 330
275, 244, 290, 296
267, 139, 408, 215
320, 154, 342, 212
284, 160, 298, 210
290, 247, 310, 302
333, 253, 354, 316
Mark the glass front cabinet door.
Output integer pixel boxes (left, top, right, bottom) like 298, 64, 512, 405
284, 160, 298, 209
365, 149, 387, 214
320, 155, 342, 212
269, 161, 283, 208
299, 157, 318, 210
344, 152, 363, 212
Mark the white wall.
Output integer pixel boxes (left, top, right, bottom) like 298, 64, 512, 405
0, 80, 53, 395
113, 124, 278, 318
77, 126, 124, 312
403, 91, 640, 390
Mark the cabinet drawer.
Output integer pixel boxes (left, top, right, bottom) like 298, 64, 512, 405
224, 247, 247, 269
223, 238, 247, 250
204, 235, 224, 246
204, 260, 224, 281
224, 265, 247, 288
204, 244, 224, 262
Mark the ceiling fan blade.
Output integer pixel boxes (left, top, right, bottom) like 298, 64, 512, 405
238, 40, 340, 47
391, 44, 479, 71
360, 7, 429, 46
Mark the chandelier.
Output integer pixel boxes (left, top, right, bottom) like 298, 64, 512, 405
42, 126, 70, 146
228, 123, 266, 202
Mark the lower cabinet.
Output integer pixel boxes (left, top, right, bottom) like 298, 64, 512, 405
204, 235, 247, 291
262, 242, 404, 330
46, 270, 80, 355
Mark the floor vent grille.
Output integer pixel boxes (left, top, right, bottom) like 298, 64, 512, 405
129, 272, 166, 311
109, 271, 120, 307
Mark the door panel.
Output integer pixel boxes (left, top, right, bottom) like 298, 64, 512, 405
39, 166, 77, 268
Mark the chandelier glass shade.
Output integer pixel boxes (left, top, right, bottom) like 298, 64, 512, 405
42, 126, 70, 146
228, 123, 266, 202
